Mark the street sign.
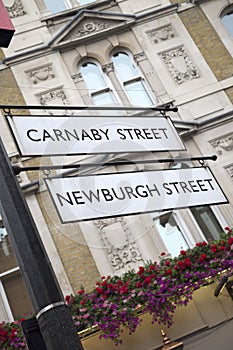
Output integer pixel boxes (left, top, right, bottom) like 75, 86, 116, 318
6, 115, 186, 156
44, 167, 228, 223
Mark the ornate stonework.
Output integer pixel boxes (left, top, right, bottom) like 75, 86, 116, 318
95, 217, 143, 272
134, 52, 146, 63
26, 64, 55, 84
102, 62, 114, 74
69, 20, 113, 40
210, 134, 233, 155
146, 24, 175, 44
37, 87, 69, 105
225, 164, 233, 182
71, 73, 83, 85
159, 46, 200, 84
5, 0, 26, 18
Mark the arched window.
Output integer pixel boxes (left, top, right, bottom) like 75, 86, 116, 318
79, 62, 116, 105
111, 52, 153, 106
221, 6, 233, 37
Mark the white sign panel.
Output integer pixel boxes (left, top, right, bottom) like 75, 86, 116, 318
6, 115, 185, 156
44, 167, 228, 223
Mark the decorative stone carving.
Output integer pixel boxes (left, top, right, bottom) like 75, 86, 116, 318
146, 24, 175, 44
37, 87, 69, 106
102, 62, 114, 74
71, 73, 83, 85
5, 0, 26, 18
210, 134, 233, 155
69, 20, 113, 40
159, 46, 199, 84
134, 52, 146, 63
26, 64, 55, 84
94, 217, 143, 272
225, 165, 233, 182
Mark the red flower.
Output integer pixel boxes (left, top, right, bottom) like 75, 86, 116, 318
199, 253, 207, 262
165, 260, 170, 266
78, 289, 85, 295
160, 252, 166, 256
180, 250, 186, 256
211, 248, 217, 253
137, 266, 145, 275
135, 282, 142, 288
184, 258, 191, 267
219, 246, 225, 251
165, 269, 172, 275
96, 287, 104, 294
225, 226, 232, 232
143, 277, 152, 285
178, 260, 184, 267
228, 237, 233, 245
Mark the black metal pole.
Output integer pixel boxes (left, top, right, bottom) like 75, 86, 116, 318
0, 138, 83, 350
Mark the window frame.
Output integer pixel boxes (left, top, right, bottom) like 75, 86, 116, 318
111, 50, 154, 107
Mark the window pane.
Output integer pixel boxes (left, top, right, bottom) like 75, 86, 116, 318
112, 52, 138, 81
222, 12, 233, 37
154, 213, 189, 257
0, 228, 18, 274
190, 206, 223, 241
125, 81, 153, 106
2, 271, 33, 319
79, 0, 95, 4
80, 63, 107, 90
44, 0, 67, 13
93, 92, 115, 105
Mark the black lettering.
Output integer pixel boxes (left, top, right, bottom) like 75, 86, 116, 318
56, 192, 74, 206
159, 128, 168, 139
72, 191, 85, 204
146, 184, 160, 196
112, 187, 126, 200
169, 182, 180, 193
196, 179, 208, 191
135, 185, 148, 197
134, 129, 145, 139
151, 128, 161, 139
179, 181, 192, 193
204, 179, 214, 190
82, 189, 100, 202
117, 129, 126, 140
27, 129, 41, 142
163, 183, 173, 195
64, 129, 80, 141
188, 180, 199, 192
43, 130, 55, 141
53, 129, 67, 141
125, 186, 138, 198
82, 129, 93, 140
91, 129, 102, 140
101, 189, 114, 201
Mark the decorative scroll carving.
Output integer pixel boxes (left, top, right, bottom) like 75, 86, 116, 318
95, 217, 143, 272
159, 46, 199, 84
210, 134, 233, 155
37, 87, 69, 106
5, 0, 26, 18
69, 20, 113, 40
26, 64, 55, 84
146, 24, 175, 44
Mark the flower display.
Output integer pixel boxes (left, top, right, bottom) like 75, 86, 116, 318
1, 228, 233, 348
0, 318, 26, 349
67, 229, 233, 344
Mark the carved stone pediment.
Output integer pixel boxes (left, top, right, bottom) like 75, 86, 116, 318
50, 10, 135, 49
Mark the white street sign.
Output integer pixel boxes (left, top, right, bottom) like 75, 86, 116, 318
44, 167, 228, 223
6, 115, 185, 156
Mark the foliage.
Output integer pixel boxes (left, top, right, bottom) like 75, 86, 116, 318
0, 318, 26, 350
66, 227, 233, 344
1, 227, 233, 347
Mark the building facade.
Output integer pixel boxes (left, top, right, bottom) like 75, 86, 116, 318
0, 0, 233, 348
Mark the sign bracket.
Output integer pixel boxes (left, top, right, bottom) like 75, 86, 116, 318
12, 155, 217, 175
